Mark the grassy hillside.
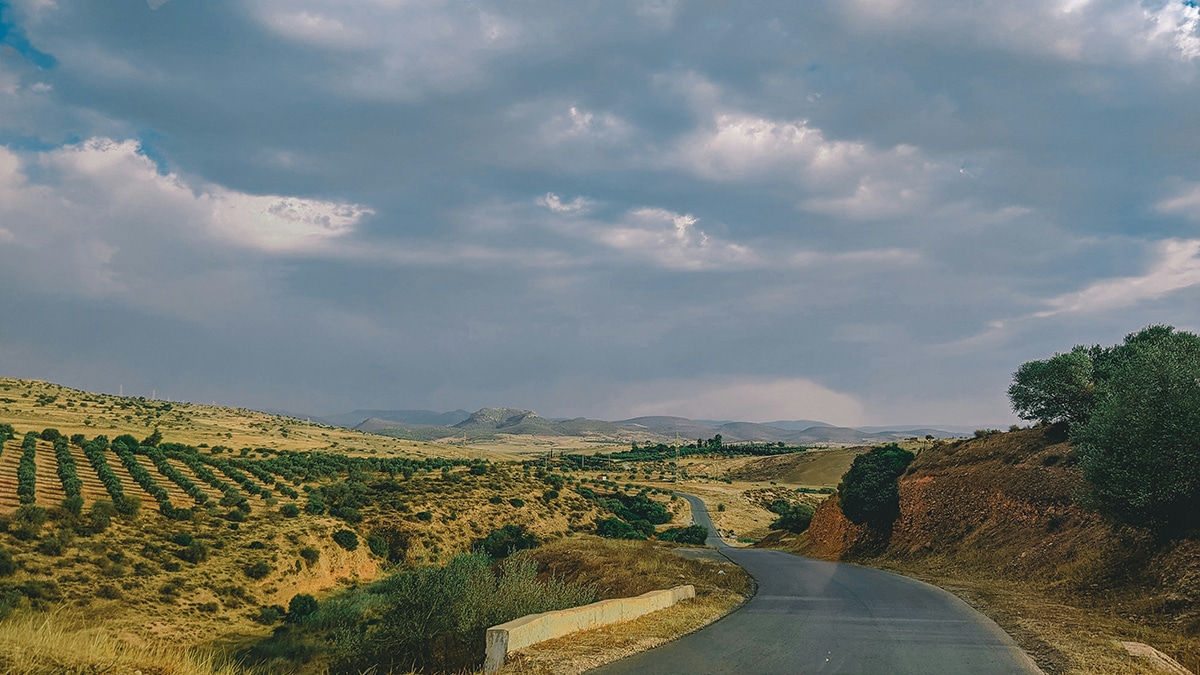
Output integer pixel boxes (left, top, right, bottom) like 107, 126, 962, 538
794, 426, 1200, 674
0, 378, 487, 460
0, 377, 756, 675
0, 379, 623, 649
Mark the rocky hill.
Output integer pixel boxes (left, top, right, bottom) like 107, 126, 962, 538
795, 425, 1200, 672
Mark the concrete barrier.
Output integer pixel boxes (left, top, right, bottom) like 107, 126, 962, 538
483, 584, 695, 673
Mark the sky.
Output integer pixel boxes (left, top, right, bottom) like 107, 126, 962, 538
2, 0, 1200, 426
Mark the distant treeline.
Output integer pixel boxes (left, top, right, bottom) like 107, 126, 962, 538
560, 436, 805, 467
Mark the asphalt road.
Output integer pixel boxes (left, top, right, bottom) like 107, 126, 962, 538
588, 492, 1042, 675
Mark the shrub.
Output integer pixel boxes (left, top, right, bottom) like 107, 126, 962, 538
171, 532, 194, 547
331, 553, 594, 673
0, 548, 16, 576
767, 500, 816, 533
254, 606, 283, 625
280, 503, 300, 517
838, 444, 915, 528
287, 593, 318, 622
244, 560, 272, 580
508, 498, 525, 508
39, 428, 61, 442
299, 547, 320, 567
332, 529, 358, 551
595, 517, 645, 540
89, 500, 117, 532
473, 524, 539, 559
179, 541, 209, 564
61, 495, 84, 516
11, 505, 48, 540
367, 534, 389, 557
415, 511, 433, 522
304, 494, 327, 516
657, 524, 708, 545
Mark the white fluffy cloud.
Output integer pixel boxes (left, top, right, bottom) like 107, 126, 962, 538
4, 138, 370, 255
839, 0, 1200, 62
1034, 238, 1200, 317
0, 138, 371, 314
672, 111, 948, 219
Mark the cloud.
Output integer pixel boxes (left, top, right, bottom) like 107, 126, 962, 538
22, 138, 371, 255
1032, 238, 1200, 317
671, 111, 947, 219
1157, 181, 1200, 219
537, 192, 591, 213
565, 206, 760, 271
838, 0, 1200, 63
607, 376, 867, 426
0, 138, 371, 318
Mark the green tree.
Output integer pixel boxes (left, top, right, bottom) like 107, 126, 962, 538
1008, 347, 1097, 426
287, 593, 318, 622
838, 444, 914, 528
1072, 329, 1200, 533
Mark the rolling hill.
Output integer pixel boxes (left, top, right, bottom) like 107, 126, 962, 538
354, 408, 962, 446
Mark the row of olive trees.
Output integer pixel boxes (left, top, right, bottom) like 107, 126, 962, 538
1009, 325, 1200, 533
17, 432, 38, 505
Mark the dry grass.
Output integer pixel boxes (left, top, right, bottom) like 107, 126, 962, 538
873, 565, 1199, 675
630, 479, 779, 543
495, 536, 751, 674
0, 378, 483, 461
0, 611, 249, 675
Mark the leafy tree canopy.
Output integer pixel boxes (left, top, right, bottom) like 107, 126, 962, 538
838, 444, 915, 528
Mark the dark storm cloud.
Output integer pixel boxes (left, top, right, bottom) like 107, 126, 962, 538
2, 0, 1200, 424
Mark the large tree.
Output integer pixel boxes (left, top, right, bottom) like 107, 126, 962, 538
1072, 328, 1200, 533
838, 444, 915, 528
1008, 346, 1097, 426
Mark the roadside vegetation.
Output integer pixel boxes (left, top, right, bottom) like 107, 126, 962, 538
788, 324, 1200, 673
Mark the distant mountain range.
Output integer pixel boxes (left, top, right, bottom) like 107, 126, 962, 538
275, 406, 967, 445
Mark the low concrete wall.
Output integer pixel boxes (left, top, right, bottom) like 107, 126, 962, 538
483, 585, 695, 673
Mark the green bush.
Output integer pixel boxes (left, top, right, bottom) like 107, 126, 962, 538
254, 606, 283, 625
363, 534, 387, 558
299, 547, 320, 567
838, 444, 915, 528
287, 593, 318, 622
11, 505, 48, 540
0, 548, 16, 576
89, 499, 117, 532
280, 503, 300, 517
473, 524, 539, 559
245, 560, 272, 579
330, 553, 594, 673
768, 500, 816, 533
178, 541, 209, 564
657, 524, 708, 544
595, 517, 645, 540
332, 529, 358, 551
508, 498, 525, 508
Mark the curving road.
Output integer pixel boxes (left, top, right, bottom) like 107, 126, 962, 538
588, 492, 1042, 675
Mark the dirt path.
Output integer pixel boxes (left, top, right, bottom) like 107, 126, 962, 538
68, 443, 115, 505
0, 440, 19, 513
33, 441, 63, 507
165, 458, 225, 500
